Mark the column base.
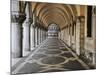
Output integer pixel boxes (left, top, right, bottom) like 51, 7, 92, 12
23, 50, 31, 56
12, 51, 22, 58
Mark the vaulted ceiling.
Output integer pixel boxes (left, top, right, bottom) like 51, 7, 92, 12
19, 1, 87, 29
31, 2, 78, 29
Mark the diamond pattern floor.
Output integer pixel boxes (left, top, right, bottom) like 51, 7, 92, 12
12, 38, 89, 74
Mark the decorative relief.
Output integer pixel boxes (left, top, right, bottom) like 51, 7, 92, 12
11, 13, 26, 24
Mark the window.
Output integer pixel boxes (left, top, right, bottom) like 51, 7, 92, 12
87, 6, 92, 37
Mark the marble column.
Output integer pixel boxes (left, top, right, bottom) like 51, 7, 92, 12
45, 31, 47, 39
76, 17, 81, 56
76, 16, 85, 56
80, 17, 85, 55
45, 30, 47, 40
40, 28, 42, 43
11, 14, 26, 58
38, 28, 41, 45
42, 30, 45, 41
70, 24, 72, 47
39, 28, 41, 44
11, 0, 26, 58
66, 27, 68, 44
92, 7, 96, 65
30, 25, 36, 50
74, 24, 76, 50
68, 25, 71, 46
23, 2, 33, 53
33, 26, 36, 47
23, 18, 32, 52
44, 30, 46, 40
35, 26, 39, 46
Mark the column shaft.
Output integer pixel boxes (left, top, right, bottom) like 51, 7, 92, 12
23, 21, 30, 52
30, 25, 35, 50
12, 22, 23, 58
76, 16, 85, 56
38, 28, 41, 45
40, 29, 42, 43
76, 18, 81, 55
35, 27, 38, 46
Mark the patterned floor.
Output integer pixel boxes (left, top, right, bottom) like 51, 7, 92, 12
12, 38, 90, 74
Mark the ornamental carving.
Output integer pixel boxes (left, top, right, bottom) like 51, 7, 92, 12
11, 13, 26, 24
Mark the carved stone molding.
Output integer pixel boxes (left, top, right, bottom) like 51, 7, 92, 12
76, 16, 85, 23
11, 13, 26, 24
25, 18, 33, 26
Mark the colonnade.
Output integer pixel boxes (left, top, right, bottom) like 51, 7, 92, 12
11, 0, 96, 68
30, 24, 47, 51
59, 15, 96, 67
11, 0, 47, 58
59, 16, 85, 55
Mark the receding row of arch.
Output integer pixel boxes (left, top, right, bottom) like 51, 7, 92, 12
20, 1, 79, 29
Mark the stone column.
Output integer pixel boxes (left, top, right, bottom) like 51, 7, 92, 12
92, 7, 96, 65
74, 24, 76, 50
39, 28, 41, 43
80, 17, 85, 55
63, 29, 65, 41
39, 28, 41, 44
40, 28, 43, 43
62, 30, 64, 40
11, 0, 26, 58
33, 26, 36, 47
76, 17, 81, 55
60, 31, 62, 40
44, 30, 46, 40
23, 2, 33, 53
67, 26, 69, 45
76, 16, 85, 56
11, 14, 26, 58
38, 28, 40, 45
23, 18, 32, 52
70, 24, 72, 47
67, 26, 68, 44
68, 25, 71, 46
30, 25, 35, 50
42, 30, 45, 41
72, 22, 76, 50
35, 26, 39, 46
41, 29, 43, 42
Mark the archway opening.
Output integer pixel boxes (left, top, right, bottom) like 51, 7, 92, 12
48, 23, 60, 38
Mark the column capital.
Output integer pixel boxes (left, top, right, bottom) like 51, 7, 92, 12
11, 13, 26, 24
24, 18, 33, 27
26, 18, 33, 25
76, 16, 85, 23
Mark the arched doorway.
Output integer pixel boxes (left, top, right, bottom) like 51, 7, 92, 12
48, 23, 60, 38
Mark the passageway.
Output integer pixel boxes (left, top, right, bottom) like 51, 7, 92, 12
11, 0, 96, 74
12, 38, 89, 74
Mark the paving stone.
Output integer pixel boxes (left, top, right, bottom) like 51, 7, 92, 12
41, 56, 65, 65
12, 38, 88, 74
60, 52, 74, 58
30, 54, 47, 60
42, 69, 66, 72
18, 62, 44, 74
45, 50, 62, 54
62, 60, 86, 70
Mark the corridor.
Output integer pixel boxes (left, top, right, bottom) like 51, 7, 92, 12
11, 0, 96, 74
12, 38, 89, 74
